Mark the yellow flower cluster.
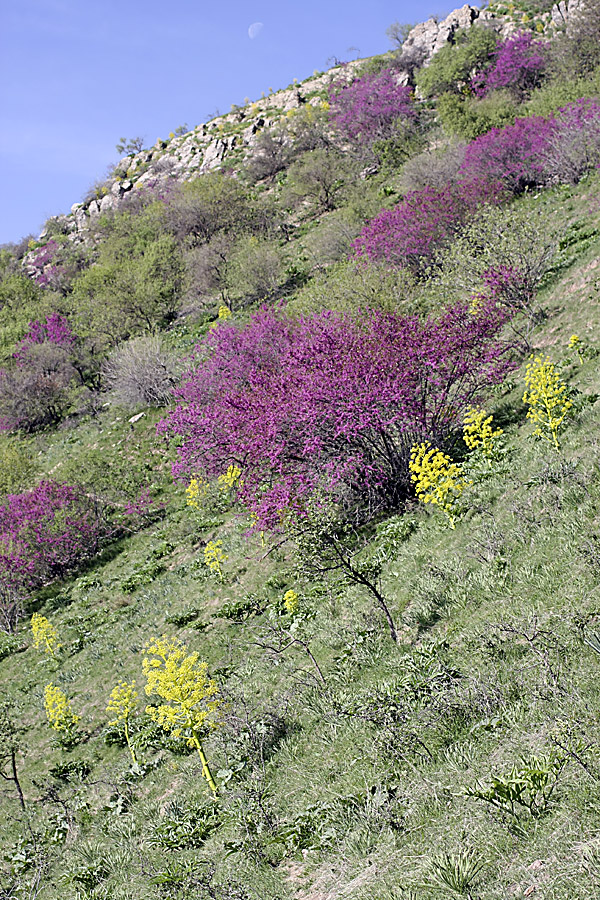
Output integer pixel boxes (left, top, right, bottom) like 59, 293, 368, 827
142, 636, 221, 794
218, 465, 242, 490
209, 305, 232, 331
283, 589, 299, 615
106, 680, 139, 763
31, 613, 60, 656
186, 477, 206, 509
204, 540, 227, 580
409, 442, 470, 529
44, 683, 79, 733
568, 333, 591, 365
523, 355, 572, 450
463, 406, 503, 458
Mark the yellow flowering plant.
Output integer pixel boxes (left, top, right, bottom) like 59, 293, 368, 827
409, 442, 471, 529
463, 406, 504, 460
568, 334, 595, 365
44, 683, 80, 744
217, 465, 242, 491
186, 476, 207, 509
283, 589, 299, 615
31, 613, 60, 656
209, 305, 232, 330
523, 355, 572, 450
106, 681, 139, 765
204, 540, 227, 581
142, 636, 221, 795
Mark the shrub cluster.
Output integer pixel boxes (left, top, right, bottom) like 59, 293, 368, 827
160, 302, 513, 529
328, 68, 416, 146
472, 31, 549, 99
0, 480, 104, 600
351, 177, 504, 273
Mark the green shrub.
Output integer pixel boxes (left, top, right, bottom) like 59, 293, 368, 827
438, 89, 518, 139
416, 25, 498, 98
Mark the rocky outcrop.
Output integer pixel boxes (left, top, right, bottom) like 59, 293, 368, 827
400, 5, 498, 72
31, 0, 569, 250
551, 0, 585, 27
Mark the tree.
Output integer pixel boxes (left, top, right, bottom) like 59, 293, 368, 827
160, 303, 513, 530
115, 136, 145, 156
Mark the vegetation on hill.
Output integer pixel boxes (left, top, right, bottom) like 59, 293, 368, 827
2, 4, 600, 897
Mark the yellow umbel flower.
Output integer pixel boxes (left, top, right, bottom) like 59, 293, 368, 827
568, 334, 590, 365
204, 540, 227, 581
409, 442, 471, 529
523, 355, 572, 450
142, 636, 221, 795
186, 477, 206, 509
463, 406, 503, 458
217, 465, 242, 490
31, 613, 60, 656
218, 305, 231, 320
106, 680, 139, 764
283, 589, 299, 615
44, 683, 79, 734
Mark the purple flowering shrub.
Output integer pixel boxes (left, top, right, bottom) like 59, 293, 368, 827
351, 176, 505, 272
461, 100, 600, 192
0, 480, 104, 601
328, 68, 416, 145
459, 114, 555, 193
0, 314, 80, 432
13, 313, 75, 366
160, 304, 513, 529
544, 98, 600, 183
473, 31, 549, 99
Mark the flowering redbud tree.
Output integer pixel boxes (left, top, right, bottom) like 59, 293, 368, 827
159, 303, 513, 531
351, 177, 505, 273
472, 31, 549, 99
0, 480, 104, 606
328, 68, 416, 146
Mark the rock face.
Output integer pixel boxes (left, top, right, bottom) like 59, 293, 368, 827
551, 0, 585, 26
400, 5, 495, 71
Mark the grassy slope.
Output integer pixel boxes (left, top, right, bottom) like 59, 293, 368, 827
3, 133, 600, 900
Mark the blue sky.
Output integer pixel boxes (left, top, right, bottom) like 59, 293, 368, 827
0, 0, 445, 244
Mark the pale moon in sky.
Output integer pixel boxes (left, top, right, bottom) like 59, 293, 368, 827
248, 22, 264, 39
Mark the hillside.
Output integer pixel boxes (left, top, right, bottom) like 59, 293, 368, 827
2, 2, 600, 899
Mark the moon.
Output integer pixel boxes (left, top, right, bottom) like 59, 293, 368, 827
248, 22, 264, 39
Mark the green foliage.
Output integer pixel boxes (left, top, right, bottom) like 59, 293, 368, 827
120, 560, 164, 593
466, 751, 567, 819
438, 89, 518, 139
70, 229, 184, 347
416, 25, 498, 98
426, 847, 486, 897
288, 258, 416, 317
148, 799, 220, 849
0, 436, 37, 496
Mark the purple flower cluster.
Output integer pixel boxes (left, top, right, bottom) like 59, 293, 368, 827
351, 177, 505, 271
0, 480, 104, 596
160, 303, 513, 529
14, 313, 75, 367
328, 68, 416, 145
459, 114, 554, 193
473, 31, 549, 98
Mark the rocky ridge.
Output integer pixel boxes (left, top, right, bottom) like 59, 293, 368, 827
28, 0, 585, 266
